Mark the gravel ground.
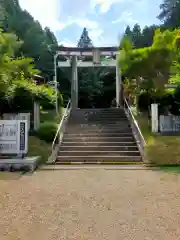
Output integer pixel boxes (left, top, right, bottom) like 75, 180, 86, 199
0, 169, 180, 240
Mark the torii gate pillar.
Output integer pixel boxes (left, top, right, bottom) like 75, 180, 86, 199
71, 56, 78, 110
116, 54, 121, 107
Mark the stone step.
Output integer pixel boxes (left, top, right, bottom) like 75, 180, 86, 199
87, 119, 128, 122
65, 128, 132, 134
61, 141, 137, 146
73, 109, 125, 113
71, 111, 126, 116
56, 155, 142, 163
69, 120, 128, 123
59, 146, 139, 151
55, 108, 142, 165
63, 136, 134, 142
64, 132, 133, 137
69, 118, 128, 121
66, 126, 131, 130
42, 165, 154, 170
85, 113, 127, 116
68, 121, 130, 124
58, 150, 141, 156
68, 122, 129, 125
69, 118, 127, 121
69, 114, 127, 117
67, 123, 131, 128
73, 108, 125, 111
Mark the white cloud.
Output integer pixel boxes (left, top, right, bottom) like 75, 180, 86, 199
112, 11, 138, 25
89, 28, 104, 46
58, 40, 76, 47
18, 0, 136, 47
91, 0, 126, 13
58, 19, 104, 46
19, 0, 103, 40
74, 19, 99, 30
19, 0, 66, 32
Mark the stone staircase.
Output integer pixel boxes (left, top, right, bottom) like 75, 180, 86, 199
56, 108, 142, 164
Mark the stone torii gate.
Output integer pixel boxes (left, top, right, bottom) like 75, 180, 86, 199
55, 46, 121, 110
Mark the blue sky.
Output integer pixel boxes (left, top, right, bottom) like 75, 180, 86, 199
19, 0, 163, 47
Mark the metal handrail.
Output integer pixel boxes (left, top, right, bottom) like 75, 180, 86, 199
52, 99, 71, 151
123, 98, 146, 156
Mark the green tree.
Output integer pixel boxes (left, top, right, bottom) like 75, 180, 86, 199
76, 27, 106, 106
119, 28, 180, 101
0, 29, 60, 114
158, 0, 180, 28
141, 25, 158, 47
79, 68, 104, 102
131, 24, 142, 48
125, 25, 132, 36
123, 24, 159, 48
1, 0, 59, 80
77, 28, 93, 48
120, 35, 134, 51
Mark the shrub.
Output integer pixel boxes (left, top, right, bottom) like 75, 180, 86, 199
137, 92, 151, 111
156, 90, 180, 115
36, 121, 58, 143
137, 90, 178, 115
157, 92, 173, 115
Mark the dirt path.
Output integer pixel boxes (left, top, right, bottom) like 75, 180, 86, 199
0, 169, 180, 240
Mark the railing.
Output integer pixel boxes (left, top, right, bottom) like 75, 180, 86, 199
123, 98, 146, 159
48, 99, 71, 163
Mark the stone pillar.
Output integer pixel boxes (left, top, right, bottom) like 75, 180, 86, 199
71, 56, 78, 109
151, 103, 158, 133
34, 101, 40, 131
116, 54, 121, 108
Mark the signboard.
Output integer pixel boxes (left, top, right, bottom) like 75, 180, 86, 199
18, 113, 30, 132
3, 113, 30, 131
3, 113, 18, 120
0, 120, 28, 154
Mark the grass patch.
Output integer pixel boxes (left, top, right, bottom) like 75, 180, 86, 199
159, 166, 180, 173
28, 136, 51, 164
30, 108, 65, 163
134, 110, 180, 165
